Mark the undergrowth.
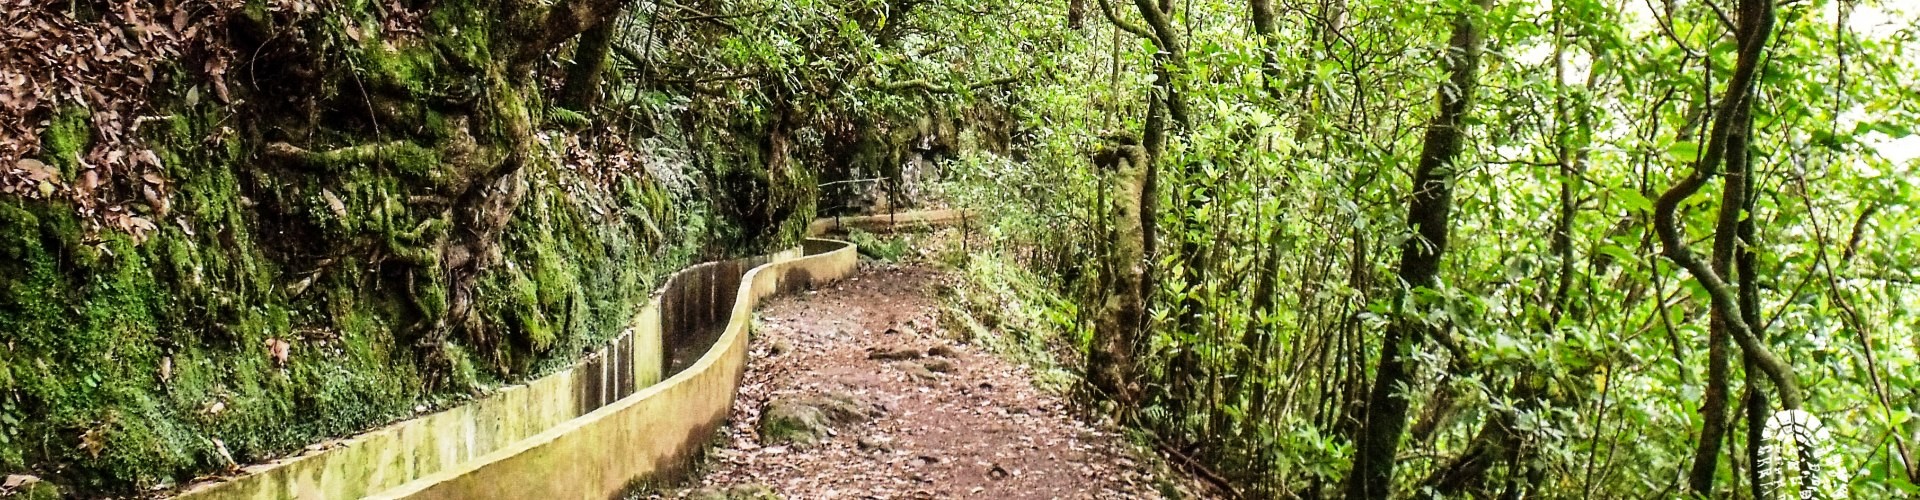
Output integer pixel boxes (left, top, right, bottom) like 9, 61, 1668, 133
846, 228, 910, 262
934, 248, 1084, 397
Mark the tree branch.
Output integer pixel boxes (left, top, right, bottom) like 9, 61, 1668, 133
873, 75, 1021, 94
514, 0, 635, 72
1096, 0, 1155, 39
1131, 0, 1185, 53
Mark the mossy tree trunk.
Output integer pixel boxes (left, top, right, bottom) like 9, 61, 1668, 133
560, 9, 622, 112
1089, 143, 1150, 408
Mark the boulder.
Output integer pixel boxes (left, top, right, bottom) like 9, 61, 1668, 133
758, 392, 879, 446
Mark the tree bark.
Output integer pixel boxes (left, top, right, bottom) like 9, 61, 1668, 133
1132, 0, 1190, 127
1735, 110, 1770, 500
1654, 1, 1801, 494
560, 9, 622, 111
515, 0, 637, 76
1249, 0, 1281, 101
1343, 1, 1492, 497
1686, 71, 1757, 494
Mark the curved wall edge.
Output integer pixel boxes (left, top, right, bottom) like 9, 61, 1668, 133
173, 239, 852, 500
376, 238, 857, 499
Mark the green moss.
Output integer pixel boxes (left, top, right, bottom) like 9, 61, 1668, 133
357, 34, 439, 96
3, 78, 435, 491
424, 3, 494, 70
506, 264, 555, 352
39, 106, 90, 178
0, 200, 196, 490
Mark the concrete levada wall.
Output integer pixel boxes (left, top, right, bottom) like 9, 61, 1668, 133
176, 239, 858, 500
806, 209, 971, 235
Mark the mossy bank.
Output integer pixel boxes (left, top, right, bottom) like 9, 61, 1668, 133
0, 1, 814, 494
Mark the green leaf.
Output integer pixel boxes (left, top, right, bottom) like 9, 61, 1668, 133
1666, 141, 1700, 163
1597, 244, 1638, 265
1614, 187, 1653, 213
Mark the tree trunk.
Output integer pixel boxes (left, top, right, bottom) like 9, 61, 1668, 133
1343, 1, 1492, 497
417, 0, 636, 379
560, 9, 622, 111
1250, 0, 1281, 101
1688, 77, 1756, 494
1090, 144, 1152, 407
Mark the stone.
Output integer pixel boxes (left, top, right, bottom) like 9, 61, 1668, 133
758, 392, 878, 446
920, 359, 956, 373
867, 346, 922, 361
900, 362, 940, 382
857, 435, 894, 452
687, 483, 778, 500
1, 475, 59, 500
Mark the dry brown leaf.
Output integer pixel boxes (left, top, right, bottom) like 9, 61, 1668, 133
322, 189, 348, 219
15, 158, 54, 181
2, 475, 42, 490
142, 185, 170, 217
78, 426, 106, 459
266, 338, 292, 367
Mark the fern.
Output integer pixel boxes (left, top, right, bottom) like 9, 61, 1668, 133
1760, 409, 1847, 500
1142, 405, 1170, 426
545, 106, 590, 130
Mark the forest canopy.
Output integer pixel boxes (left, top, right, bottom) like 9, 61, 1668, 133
934, 0, 1920, 498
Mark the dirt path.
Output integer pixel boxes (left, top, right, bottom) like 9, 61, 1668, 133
661, 264, 1174, 499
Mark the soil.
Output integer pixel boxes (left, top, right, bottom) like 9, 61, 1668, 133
657, 263, 1184, 499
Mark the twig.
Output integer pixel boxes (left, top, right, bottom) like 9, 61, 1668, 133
1144, 432, 1243, 499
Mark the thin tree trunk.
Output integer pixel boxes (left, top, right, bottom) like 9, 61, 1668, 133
1658, 0, 1799, 494
1222, 0, 1282, 413
1250, 0, 1281, 101
1689, 85, 1755, 495
1735, 101, 1770, 500
1343, 1, 1493, 497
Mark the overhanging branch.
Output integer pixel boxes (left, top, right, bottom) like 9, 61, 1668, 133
1096, 0, 1154, 39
